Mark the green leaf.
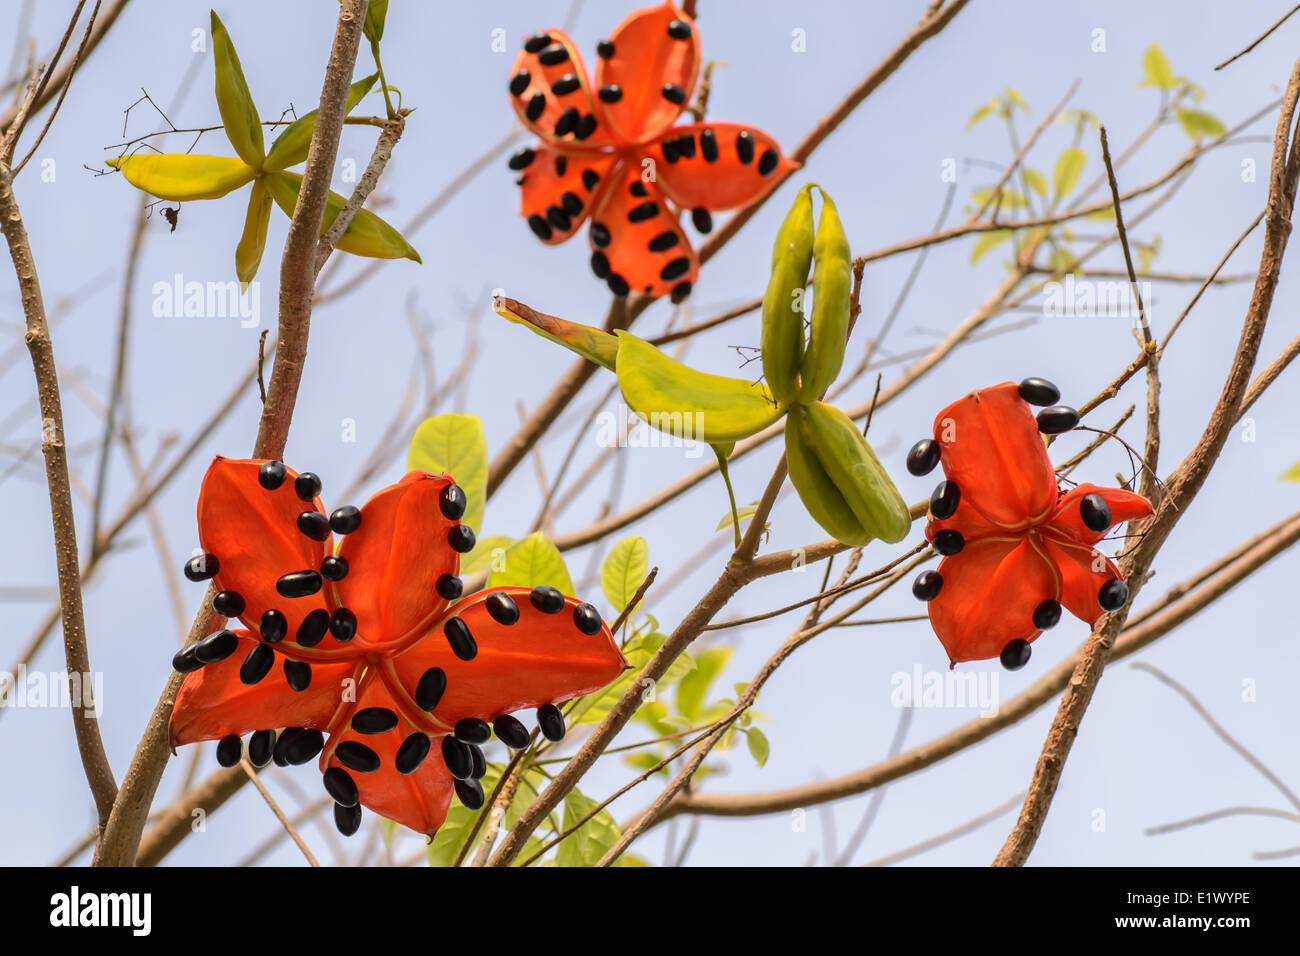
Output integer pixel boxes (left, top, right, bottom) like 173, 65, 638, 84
263, 169, 421, 261
716, 502, 758, 532
570, 632, 693, 726
264, 73, 378, 171
745, 727, 770, 768
969, 229, 1013, 265
601, 536, 649, 614
1053, 147, 1086, 199
377, 816, 398, 849
1021, 168, 1048, 198
364, 0, 389, 43
966, 101, 994, 131
970, 187, 1028, 210
1283, 461, 1300, 482
488, 531, 574, 594
426, 804, 477, 866
1175, 108, 1226, 139
676, 647, 731, 721
106, 153, 255, 201
1140, 43, 1177, 90
461, 534, 516, 575
407, 413, 488, 533
555, 787, 622, 867
1082, 205, 1116, 222
210, 12, 264, 166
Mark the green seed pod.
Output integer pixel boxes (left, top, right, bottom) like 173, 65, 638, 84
210, 12, 265, 168
760, 184, 815, 404
264, 171, 421, 262
235, 178, 272, 285
784, 406, 871, 546
798, 188, 852, 402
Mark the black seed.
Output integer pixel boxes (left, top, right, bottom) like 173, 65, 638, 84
1080, 493, 1111, 532
524, 33, 551, 53
469, 743, 487, 779
216, 734, 242, 768
554, 107, 579, 137
662, 83, 686, 105
1036, 405, 1080, 435
416, 667, 446, 711
575, 114, 598, 140
590, 251, 611, 279
931, 529, 965, 556
700, 128, 719, 162
1018, 377, 1060, 407
607, 273, 630, 297
329, 505, 362, 535
596, 38, 614, 59
561, 191, 583, 216
1000, 639, 1032, 671
572, 602, 602, 635
670, 281, 692, 303
258, 460, 287, 489
530, 585, 565, 614
212, 590, 245, 618
629, 180, 648, 198
395, 733, 431, 774
628, 201, 659, 223
239, 643, 274, 685
599, 84, 622, 103
436, 574, 463, 601
590, 222, 611, 247
736, 130, 755, 164
912, 570, 943, 601
551, 73, 580, 96
537, 703, 566, 742
444, 616, 477, 661
294, 472, 321, 501
195, 629, 238, 664
183, 553, 219, 582
691, 207, 712, 233
507, 146, 535, 170
260, 609, 287, 643
171, 645, 203, 673
676, 134, 695, 159
509, 70, 531, 97
929, 480, 961, 520
439, 484, 466, 521
334, 802, 362, 837
494, 714, 531, 750
661, 138, 680, 163
442, 735, 473, 780
660, 257, 691, 281
538, 42, 569, 66
321, 555, 348, 582
455, 777, 485, 810
330, 608, 357, 642
283, 659, 312, 692
906, 438, 942, 476
1099, 579, 1129, 612
454, 717, 491, 745
276, 570, 323, 598
273, 727, 303, 766
296, 608, 330, 646
352, 707, 398, 734
297, 510, 331, 541
554, 155, 567, 177
525, 93, 545, 122
1033, 599, 1062, 630
284, 728, 324, 765
546, 204, 571, 231
648, 231, 679, 252
248, 729, 275, 768
323, 766, 358, 807
527, 213, 552, 240
581, 169, 600, 190
335, 740, 381, 773
486, 592, 520, 626
667, 18, 692, 39
758, 148, 779, 176
448, 525, 476, 554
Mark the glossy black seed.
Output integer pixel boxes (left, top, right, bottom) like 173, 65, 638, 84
330, 608, 357, 642
649, 231, 679, 252
448, 525, 476, 554
736, 130, 755, 164
575, 113, 598, 140
912, 570, 943, 601
758, 148, 779, 176
438, 483, 467, 521
323, 766, 358, 807
554, 107, 579, 137
486, 592, 520, 626
1080, 493, 1112, 532
906, 438, 941, 476
171, 645, 204, 673
667, 18, 692, 38
216, 734, 242, 768
697, 128, 719, 162
454, 717, 491, 745
590, 222, 611, 247
538, 42, 569, 66
607, 273, 630, 297
321, 555, 348, 582
561, 191, 583, 216
598, 83, 622, 103
273, 727, 303, 766
296, 608, 330, 646
260, 609, 287, 643
494, 714, 531, 750
525, 93, 545, 122
455, 777, 485, 810
530, 585, 565, 614
183, 553, 220, 582
691, 207, 712, 233
444, 616, 477, 661
335, 740, 381, 774
258, 460, 287, 489
662, 83, 686, 104
284, 728, 324, 765
629, 180, 648, 198
670, 281, 692, 304
509, 70, 531, 97
395, 732, 431, 774
1000, 639, 1032, 671
195, 629, 238, 664
660, 257, 691, 281
276, 570, 323, 598
297, 510, 331, 541
334, 802, 362, 837
596, 38, 615, 58
554, 155, 567, 177
676, 134, 695, 159
1018, 377, 1060, 407
930, 480, 961, 520
527, 213, 552, 240
442, 735, 473, 780
415, 668, 446, 711
284, 659, 311, 692
1036, 405, 1080, 435
546, 204, 572, 232
329, 505, 362, 535
1099, 578, 1129, 612
294, 472, 321, 501
248, 729, 275, 768
571, 602, 602, 635
436, 574, 463, 601
524, 33, 551, 53
662, 138, 680, 163
628, 201, 660, 223
352, 707, 399, 734
1033, 599, 1062, 630
551, 73, 580, 96
240, 643, 274, 685
469, 744, 487, 780
590, 251, 611, 279
581, 169, 600, 191
932, 529, 965, 556
213, 590, 245, 617
507, 146, 535, 170
537, 703, 566, 742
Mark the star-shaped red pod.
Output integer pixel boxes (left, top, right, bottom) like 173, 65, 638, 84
904, 380, 1153, 669
506, 1, 798, 301
170, 457, 626, 837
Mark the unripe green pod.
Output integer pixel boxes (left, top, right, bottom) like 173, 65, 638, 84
785, 407, 871, 546
760, 184, 815, 404
798, 188, 852, 402
211, 12, 265, 168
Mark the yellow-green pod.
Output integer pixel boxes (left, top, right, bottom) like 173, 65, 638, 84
106, 154, 255, 201
798, 188, 852, 402
263, 171, 421, 262
760, 184, 815, 404
210, 12, 265, 168
799, 401, 911, 543
784, 407, 871, 546
494, 296, 618, 371
264, 73, 378, 172
235, 178, 273, 285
